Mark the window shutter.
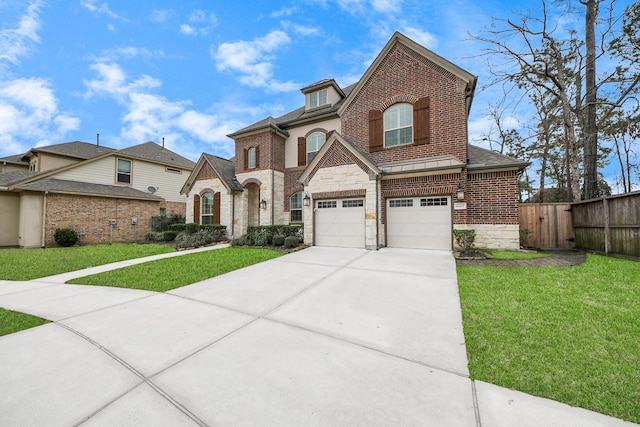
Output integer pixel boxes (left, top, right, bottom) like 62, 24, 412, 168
369, 109, 384, 152
298, 137, 306, 166
194, 194, 200, 225
413, 97, 430, 145
255, 146, 260, 168
213, 192, 221, 224
243, 149, 248, 170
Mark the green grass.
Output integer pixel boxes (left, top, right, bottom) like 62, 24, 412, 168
458, 255, 640, 423
0, 244, 176, 280
0, 308, 49, 336
484, 249, 551, 260
68, 247, 284, 292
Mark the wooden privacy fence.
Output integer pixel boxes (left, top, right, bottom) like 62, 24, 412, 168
519, 203, 574, 250
572, 191, 640, 258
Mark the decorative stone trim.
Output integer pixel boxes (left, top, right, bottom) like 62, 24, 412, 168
241, 177, 262, 187
379, 94, 420, 111
198, 187, 214, 196
312, 189, 366, 200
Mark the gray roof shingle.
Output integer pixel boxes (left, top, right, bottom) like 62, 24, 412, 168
28, 141, 115, 160
0, 154, 28, 166
467, 145, 529, 170
15, 178, 163, 200
117, 141, 195, 169
204, 153, 243, 191
0, 170, 40, 187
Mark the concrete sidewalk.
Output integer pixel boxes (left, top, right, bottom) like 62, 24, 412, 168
0, 247, 637, 426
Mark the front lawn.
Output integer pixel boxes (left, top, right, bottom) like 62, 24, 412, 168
0, 244, 176, 280
458, 255, 640, 423
0, 308, 49, 336
67, 247, 283, 292
484, 249, 551, 260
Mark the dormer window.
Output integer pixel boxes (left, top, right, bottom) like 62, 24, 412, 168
309, 88, 328, 108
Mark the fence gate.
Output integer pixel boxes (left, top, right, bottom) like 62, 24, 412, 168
519, 203, 574, 249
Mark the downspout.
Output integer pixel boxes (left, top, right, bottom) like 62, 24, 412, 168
41, 191, 48, 248
376, 175, 381, 249
231, 191, 236, 239
271, 132, 275, 224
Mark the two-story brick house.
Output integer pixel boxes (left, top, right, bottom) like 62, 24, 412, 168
182, 32, 528, 250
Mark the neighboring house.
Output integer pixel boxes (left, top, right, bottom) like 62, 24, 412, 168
0, 141, 194, 247
181, 32, 529, 250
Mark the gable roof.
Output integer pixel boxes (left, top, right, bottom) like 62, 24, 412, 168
228, 84, 357, 138
180, 153, 243, 195
337, 32, 477, 116
15, 178, 163, 200
0, 153, 28, 166
0, 170, 40, 189
23, 141, 115, 161
117, 141, 195, 169
467, 145, 530, 171
298, 132, 381, 184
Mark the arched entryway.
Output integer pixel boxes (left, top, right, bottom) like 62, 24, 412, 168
244, 181, 261, 227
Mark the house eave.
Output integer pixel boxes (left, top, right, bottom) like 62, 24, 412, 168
227, 124, 289, 139
381, 166, 464, 180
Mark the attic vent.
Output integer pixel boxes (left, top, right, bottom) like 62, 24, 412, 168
166, 167, 181, 174
148, 186, 158, 194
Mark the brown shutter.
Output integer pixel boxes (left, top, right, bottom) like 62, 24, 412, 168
243, 149, 248, 170
369, 109, 384, 152
255, 146, 260, 168
213, 192, 221, 224
194, 194, 200, 225
298, 137, 306, 166
413, 97, 430, 145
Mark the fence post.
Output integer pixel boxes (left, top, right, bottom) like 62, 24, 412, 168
603, 197, 610, 255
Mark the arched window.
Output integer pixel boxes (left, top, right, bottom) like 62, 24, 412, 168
247, 146, 256, 169
306, 132, 325, 164
290, 192, 303, 223
384, 103, 413, 147
201, 193, 213, 224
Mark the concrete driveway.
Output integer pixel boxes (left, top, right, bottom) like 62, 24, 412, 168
0, 247, 636, 426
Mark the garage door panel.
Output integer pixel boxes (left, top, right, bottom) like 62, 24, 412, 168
315, 199, 365, 248
387, 197, 452, 250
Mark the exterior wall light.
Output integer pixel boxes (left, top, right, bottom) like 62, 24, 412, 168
260, 198, 267, 210
456, 185, 465, 201
303, 193, 311, 207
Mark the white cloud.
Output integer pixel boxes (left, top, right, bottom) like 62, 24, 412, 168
149, 9, 174, 23
281, 22, 320, 36
80, 0, 126, 21
213, 30, 298, 92
371, 0, 401, 13
270, 6, 298, 18
82, 62, 242, 158
179, 9, 217, 36
0, 0, 43, 68
402, 27, 438, 50
0, 78, 80, 153
93, 46, 165, 62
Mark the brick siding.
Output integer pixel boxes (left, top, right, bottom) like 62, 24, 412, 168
234, 131, 286, 174
45, 193, 185, 246
467, 170, 520, 224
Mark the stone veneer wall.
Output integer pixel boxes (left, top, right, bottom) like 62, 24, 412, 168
304, 164, 378, 249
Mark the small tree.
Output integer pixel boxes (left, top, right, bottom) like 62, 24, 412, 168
453, 229, 476, 252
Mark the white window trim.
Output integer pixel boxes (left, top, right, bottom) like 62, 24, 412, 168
290, 192, 303, 223
309, 88, 328, 109
201, 193, 214, 224
248, 147, 256, 169
384, 103, 413, 148
116, 158, 132, 184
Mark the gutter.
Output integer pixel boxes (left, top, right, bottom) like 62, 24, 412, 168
271, 132, 275, 224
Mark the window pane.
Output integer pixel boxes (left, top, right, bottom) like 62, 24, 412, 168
118, 159, 131, 173
307, 132, 325, 151
290, 210, 302, 222
319, 89, 327, 105
248, 147, 256, 168
290, 192, 302, 210
310, 92, 318, 107
201, 193, 213, 214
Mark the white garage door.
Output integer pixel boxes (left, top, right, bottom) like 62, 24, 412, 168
386, 196, 452, 250
315, 199, 365, 248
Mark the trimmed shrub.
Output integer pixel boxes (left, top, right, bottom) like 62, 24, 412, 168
201, 224, 227, 241
453, 229, 476, 251
185, 223, 199, 234
284, 236, 299, 249
163, 231, 178, 241
272, 234, 285, 246
151, 212, 185, 232
144, 231, 164, 242
175, 230, 213, 249
231, 236, 246, 247
54, 228, 78, 247
169, 223, 187, 232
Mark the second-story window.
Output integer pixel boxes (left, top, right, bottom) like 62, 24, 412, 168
309, 88, 328, 108
117, 158, 132, 184
306, 132, 326, 164
248, 147, 256, 169
384, 103, 413, 148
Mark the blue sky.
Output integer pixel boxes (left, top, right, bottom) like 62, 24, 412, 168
0, 0, 635, 191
